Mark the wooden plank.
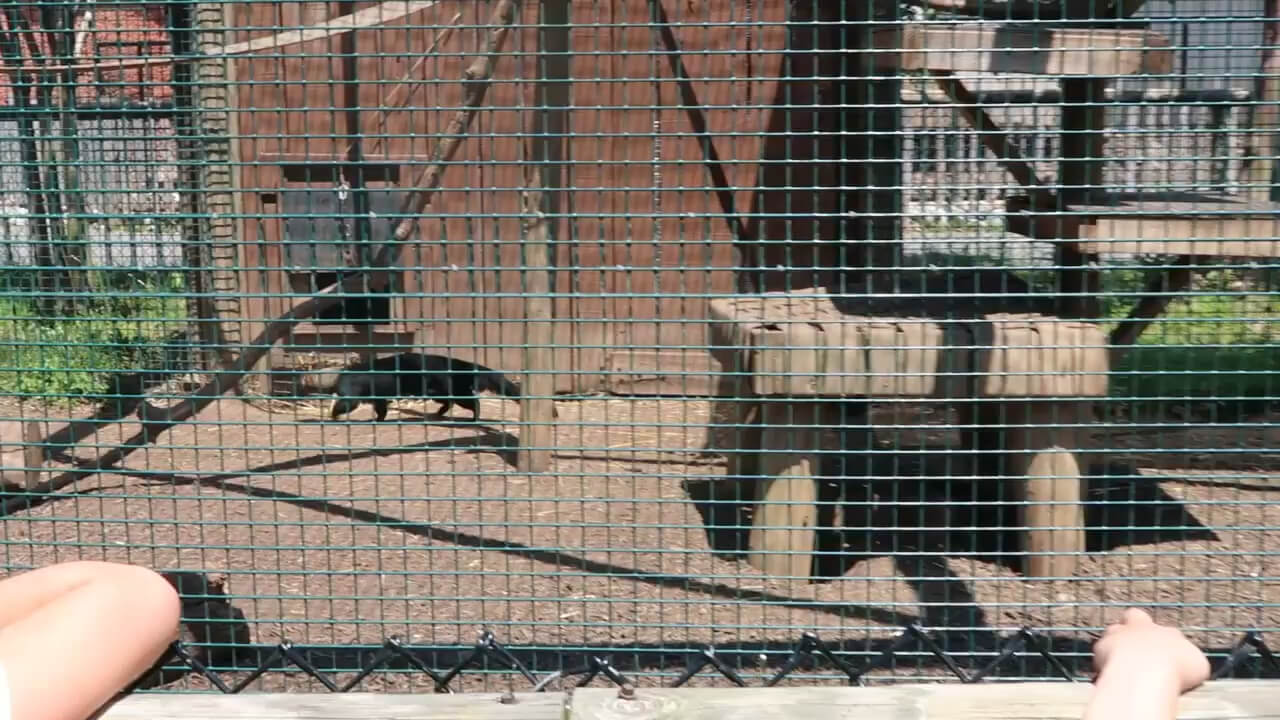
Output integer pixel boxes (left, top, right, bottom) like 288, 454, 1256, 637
922, 0, 1149, 20
1004, 192, 1280, 258
99, 691, 565, 720
571, 680, 1280, 720
880, 24, 1172, 76
748, 402, 821, 579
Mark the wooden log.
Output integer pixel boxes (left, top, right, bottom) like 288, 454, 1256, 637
571, 681, 1280, 720
516, 159, 557, 475
998, 401, 1088, 579
748, 401, 822, 579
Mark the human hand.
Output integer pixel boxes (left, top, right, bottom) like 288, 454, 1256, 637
1091, 607, 1211, 694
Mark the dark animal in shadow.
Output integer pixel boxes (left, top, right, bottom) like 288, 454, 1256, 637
328, 352, 547, 422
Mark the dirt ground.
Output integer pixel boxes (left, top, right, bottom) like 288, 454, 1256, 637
1, 393, 1278, 692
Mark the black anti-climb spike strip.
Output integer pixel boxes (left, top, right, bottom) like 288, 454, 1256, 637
906, 624, 972, 682
670, 645, 748, 688
434, 630, 539, 690
1022, 629, 1080, 682
968, 628, 1078, 684
846, 626, 926, 686
169, 642, 233, 694
229, 644, 287, 694
1250, 633, 1280, 673
152, 629, 1272, 694
379, 637, 453, 693
480, 631, 539, 686
765, 632, 821, 687
1212, 631, 1275, 680
967, 627, 1030, 683
279, 640, 341, 692
532, 656, 633, 692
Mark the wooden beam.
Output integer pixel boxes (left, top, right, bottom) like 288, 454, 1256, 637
879, 24, 1172, 76
92, 682, 1280, 720
99, 691, 565, 720
0, 0, 441, 75
571, 681, 1280, 720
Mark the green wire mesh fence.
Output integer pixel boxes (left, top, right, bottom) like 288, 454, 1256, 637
0, 0, 1278, 693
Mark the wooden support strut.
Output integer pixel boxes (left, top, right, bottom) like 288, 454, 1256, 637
999, 401, 1087, 579
932, 71, 1055, 207
747, 401, 823, 579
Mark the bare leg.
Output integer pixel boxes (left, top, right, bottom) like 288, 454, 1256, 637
0, 561, 181, 720
1083, 607, 1211, 720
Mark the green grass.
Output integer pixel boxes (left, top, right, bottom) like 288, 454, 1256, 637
1103, 279, 1280, 407
0, 271, 190, 400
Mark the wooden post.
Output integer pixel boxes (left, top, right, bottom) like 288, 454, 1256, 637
998, 402, 1087, 579
531, 0, 585, 389
747, 401, 822, 579
1057, 77, 1106, 320
517, 166, 557, 474
535, 0, 569, 243
839, 0, 903, 286
1246, 0, 1280, 202
22, 421, 45, 491
514, 0, 569, 474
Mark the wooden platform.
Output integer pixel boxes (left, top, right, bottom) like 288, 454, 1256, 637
98, 680, 1280, 720
706, 291, 1108, 581
1006, 192, 1280, 258
874, 23, 1173, 76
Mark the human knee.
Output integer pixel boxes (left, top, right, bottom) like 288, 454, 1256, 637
77, 561, 181, 627
123, 565, 181, 625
